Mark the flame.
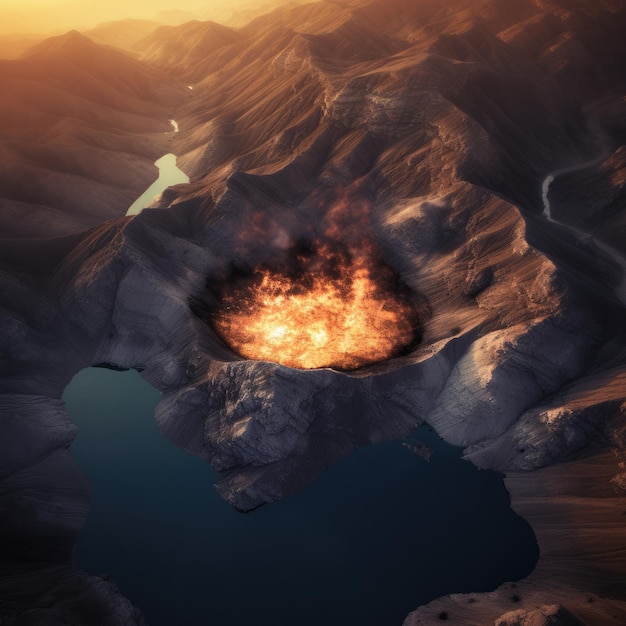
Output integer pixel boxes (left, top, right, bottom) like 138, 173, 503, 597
210, 242, 419, 370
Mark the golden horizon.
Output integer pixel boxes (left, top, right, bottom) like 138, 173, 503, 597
0, 0, 296, 36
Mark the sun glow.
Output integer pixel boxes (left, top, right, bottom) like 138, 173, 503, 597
0, 0, 294, 36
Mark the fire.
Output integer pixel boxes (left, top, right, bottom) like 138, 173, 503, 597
209, 242, 420, 370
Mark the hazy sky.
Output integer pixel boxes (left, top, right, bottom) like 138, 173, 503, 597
0, 0, 268, 35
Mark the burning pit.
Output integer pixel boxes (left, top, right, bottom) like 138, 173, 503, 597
192, 191, 423, 371
204, 239, 421, 371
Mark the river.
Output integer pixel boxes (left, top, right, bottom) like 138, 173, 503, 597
541, 152, 626, 305
126, 119, 189, 216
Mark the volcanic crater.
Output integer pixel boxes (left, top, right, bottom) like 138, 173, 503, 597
193, 230, 423, 372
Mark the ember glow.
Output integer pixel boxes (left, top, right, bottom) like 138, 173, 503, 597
210, 242, 420, 370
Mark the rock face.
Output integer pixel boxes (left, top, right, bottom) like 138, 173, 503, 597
1, 0, 626, 624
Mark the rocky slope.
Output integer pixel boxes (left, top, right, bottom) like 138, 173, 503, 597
133, 20, 244, 82
0, 31, 188, 239
1, 0, 626, 624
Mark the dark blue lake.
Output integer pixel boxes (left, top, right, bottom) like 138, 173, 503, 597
63, 367, 538, 626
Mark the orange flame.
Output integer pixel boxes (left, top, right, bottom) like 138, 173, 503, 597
211, 241, 419, 370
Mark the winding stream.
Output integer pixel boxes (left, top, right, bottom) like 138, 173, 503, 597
126, 119, 189, 216
541, 153, 626, 305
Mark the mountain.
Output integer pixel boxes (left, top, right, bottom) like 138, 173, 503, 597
1, 0, 626, 624
0, 31, 187, 238
83, 19, 164, 52
133, 20, 243, 81
154, 9, 205, 24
